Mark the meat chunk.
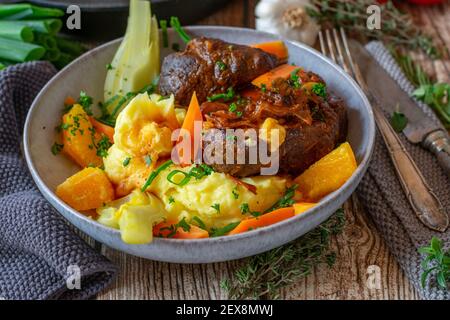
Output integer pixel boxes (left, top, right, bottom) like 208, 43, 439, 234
159, 37, 278, 105
201, 74, 347, 177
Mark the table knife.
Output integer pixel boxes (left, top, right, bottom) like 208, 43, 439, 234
350, 41, 450, 179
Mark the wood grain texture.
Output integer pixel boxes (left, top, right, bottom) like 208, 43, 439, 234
94, 0, 450, 300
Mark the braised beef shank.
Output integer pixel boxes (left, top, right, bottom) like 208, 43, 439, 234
159, 37, 278, 105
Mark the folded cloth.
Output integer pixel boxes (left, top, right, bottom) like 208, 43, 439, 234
0, 61, 117, 300
356, 42, 450, 300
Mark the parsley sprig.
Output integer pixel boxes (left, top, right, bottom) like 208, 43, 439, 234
419, 237, 450, 290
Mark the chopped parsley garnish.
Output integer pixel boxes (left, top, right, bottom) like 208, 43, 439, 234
211, 203, 221, 213
162, 217, 191, 238
192, 216, 207, 230
228, 102, 237, 113
216, 60, 227, 71
96, 136, 112, 158
168, 196, 175, 204
144, 155, 152, 167
170, 16, 191, 43
51, 142, 63, 155
265, 184, 298, 213
177, 217, 191, 232
122, 157, 131, 167
78, 91, 93, 115
106, 63, 114, 70
311, 83, 327, 98
289, 69, 301, 89
240, 203, 261, 217
261, 83, 267, 93
207, 87, 235, 102
236, 111, 243, 117
210, 222, 240, 237
232, 187, 239, 200
390, 111, 408, 133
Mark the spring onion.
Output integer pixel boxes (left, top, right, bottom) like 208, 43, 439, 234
0, 37, 45, 62
141, 160, 174, 192
0, 22, 34, 42
170, 16, 191, 43
34, 33, 57, 49
0, 62, 5, 71
2, 19, 62, 35
0, 4, 64, 20
44, 47, 61, 62
55, 37, 85, 57
167, 170, 191, 186
104, 0, 160, 101
54, 52, 75, 70
160, 19, 169, 48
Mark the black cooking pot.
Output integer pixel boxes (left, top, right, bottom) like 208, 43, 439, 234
27, 0, 229, 40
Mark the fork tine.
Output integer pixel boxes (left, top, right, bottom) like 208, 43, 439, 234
332, 28, 352, 76
339, 27, 369, 93
318, 31, 327, 57
325, 29, 337, 64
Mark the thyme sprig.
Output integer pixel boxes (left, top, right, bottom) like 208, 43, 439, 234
307, 0, 440, 58
221, 209, 345, 299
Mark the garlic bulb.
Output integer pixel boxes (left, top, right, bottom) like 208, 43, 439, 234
255, 0, 319, 46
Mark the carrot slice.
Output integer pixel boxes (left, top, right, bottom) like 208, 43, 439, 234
240, 88, 262, 101
251, 64, 299, 90
228, 207, 295, 235
251, 41, 288, 61
89, 116, 115, 143
176, 225, 209, 239
176, 92, 203, 165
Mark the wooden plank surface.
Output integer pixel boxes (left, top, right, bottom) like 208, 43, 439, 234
96, 0, 449, 300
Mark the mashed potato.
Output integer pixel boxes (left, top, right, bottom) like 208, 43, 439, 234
148, 165, 287, 229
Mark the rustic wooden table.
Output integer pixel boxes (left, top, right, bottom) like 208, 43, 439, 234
94, 0, 450, 300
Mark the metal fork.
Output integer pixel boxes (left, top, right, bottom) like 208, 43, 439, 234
319, 28, 448, 232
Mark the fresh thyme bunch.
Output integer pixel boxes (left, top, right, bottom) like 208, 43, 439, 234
221, 209, 345, 299
306, 0, 440, 58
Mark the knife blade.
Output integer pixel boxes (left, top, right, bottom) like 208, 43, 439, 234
349, 41, 441, 144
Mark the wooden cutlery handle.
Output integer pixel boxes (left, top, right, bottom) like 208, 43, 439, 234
371, 101, 449, 232
423, 130, 450, 180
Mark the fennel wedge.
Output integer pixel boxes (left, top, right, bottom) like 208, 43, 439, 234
104, 0, 160, 102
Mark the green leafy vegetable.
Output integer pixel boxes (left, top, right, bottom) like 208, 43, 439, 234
413, 83, 450, 128
0, 37, 45, 62
221, 209, 345, 299
192, 216, 207, 230
419, 237, 450, 290
0, 3, 64, 20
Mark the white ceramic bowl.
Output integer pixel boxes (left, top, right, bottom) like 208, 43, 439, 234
24, 27, 375, 263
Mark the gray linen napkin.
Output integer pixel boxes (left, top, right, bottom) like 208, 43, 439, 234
356, 42, 450, 300
0, 61, 117, 300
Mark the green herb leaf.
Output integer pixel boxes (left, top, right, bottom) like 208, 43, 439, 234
122, 157, 131, 167
311, 83, 327, 98
168, 196, 175, 204
390, 111, 408, 133
51, 142, 63, 155
419, 236, 450, 290
210, 222, 240, 237
211, 203, 220, 213
192, 216, 207, 230
96, 136, 112, 158
216, 60, 227, 71
265, 184, 298, 213
78, 91, 93, 115
177, 217, 191, 232
207, 87, 235, 102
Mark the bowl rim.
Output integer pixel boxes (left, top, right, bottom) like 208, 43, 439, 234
23, 26, 375, 245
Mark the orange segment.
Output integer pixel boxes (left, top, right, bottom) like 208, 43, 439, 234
56, 167, 115, 211
61, 104, 103, 168
295, 142, 357, 201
